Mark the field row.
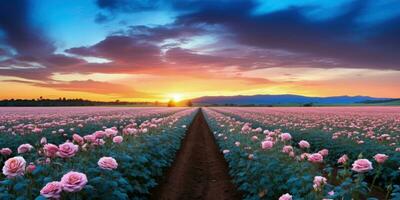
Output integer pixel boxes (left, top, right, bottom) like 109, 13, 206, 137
0, 107, 197, 199
204, 107, 400, 200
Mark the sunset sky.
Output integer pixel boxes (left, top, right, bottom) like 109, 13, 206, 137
0, 0, 399, 102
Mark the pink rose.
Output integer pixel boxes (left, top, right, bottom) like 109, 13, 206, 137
351, 159, 373, 173
280, 133, 292, 141
94, 131, 106, 139
279, 193, 292, 200
313, 176, 327, 191
98, 157, 118, 170
105, 128, 118, 137
83, 134, 96, 143
93, 139, 105, 146
57, 142, 78, 158
60, 171, 88, 192
40, 181, 63, 199
300, 153, 310, 160
261, 140, 274, 150
26, 163, 36, 173
2, 156, 26, 178
337, 154, 348, 164
308, 153, 324, 163
72, 134, 84, 145
298, 140, 310, 149
40, 137, 47, 145
0, 148, 12, 156
318, 149, 329, 157
222, 149, 230, 154
373, 154, 388, 164
113, 136, 123, 144
235, 141, 241, 147
43, 143, 59, 158
17, 143, 33, 154
282, 145, 293, 154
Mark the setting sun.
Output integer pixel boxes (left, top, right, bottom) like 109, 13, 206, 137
169, 93, 184, 102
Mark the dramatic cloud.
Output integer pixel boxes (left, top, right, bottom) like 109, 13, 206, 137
175, 0, 400, 69
0, 0, 399, 99
0, 0, 54, 56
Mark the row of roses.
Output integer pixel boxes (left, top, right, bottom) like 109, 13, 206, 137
211, 107, 400, 196
203, 108, 398, 199
0, 108, 197, 199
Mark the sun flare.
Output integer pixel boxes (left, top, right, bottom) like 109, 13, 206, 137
168, 93, 183, 102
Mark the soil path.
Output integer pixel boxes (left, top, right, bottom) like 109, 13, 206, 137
150, 109, 242, 200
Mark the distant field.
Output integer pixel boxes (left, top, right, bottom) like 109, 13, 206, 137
1, 106, 399, 199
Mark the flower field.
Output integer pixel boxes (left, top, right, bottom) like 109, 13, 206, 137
0, 107, 197, 199
1, 106, 399, 200
203, 107, 400, 200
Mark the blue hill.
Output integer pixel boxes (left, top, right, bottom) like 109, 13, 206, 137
191, 94, 390, 105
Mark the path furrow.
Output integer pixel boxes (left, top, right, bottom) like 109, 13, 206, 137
150, 109, 241, 200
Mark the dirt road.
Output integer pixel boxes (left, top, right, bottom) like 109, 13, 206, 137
150, 109, 242, 200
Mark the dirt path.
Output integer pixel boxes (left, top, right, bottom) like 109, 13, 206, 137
150, 109, 242, 200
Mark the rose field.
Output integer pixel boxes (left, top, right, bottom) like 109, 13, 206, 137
0, 107, 399, 200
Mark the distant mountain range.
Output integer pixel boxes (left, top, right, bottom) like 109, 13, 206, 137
191, 94, 392, 105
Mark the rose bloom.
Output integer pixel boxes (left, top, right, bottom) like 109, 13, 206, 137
261, 140, 274, 150
280, 133, 292, 141
351, 159, 373, 173
222, 149, 230, 154
282, 145, 293, 154
235, 141, 241, 147
318, 149, 329, 157
337, 154, 349, 164
373, 154, 389, 164
0, 148, 12, 156
313, 176, 327, 191
40, 137, 47, 145
2, 156, 26, 178
98, 157, 118, 170
251, 135, 258, 141
279, 193, 292, 200
105, 128, 118, 137
300, 153, 310, 160
17, 143, 34, 154
26, 163, 36, 173
298, 140, 310, 149
308, 153, 324, 163
93, 139, 105, 146
112, 136, 123, 144
60, 171, 88, 192
94, 131, 106, 139
43, 143, 59, 158
57, 142, 78, 158
40, 181, 63, 199
83, 134, 96, 143
72, 134, 84, 145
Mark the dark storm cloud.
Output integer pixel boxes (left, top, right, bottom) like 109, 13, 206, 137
174, 0, 400, 69
0, 0, 54, 56
96, 0, 163, 12
67, 35, 163, 66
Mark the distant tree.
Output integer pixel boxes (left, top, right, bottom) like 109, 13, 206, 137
303, 103, 313, 107
167, 100, 176, 107
186, 100, 193, 107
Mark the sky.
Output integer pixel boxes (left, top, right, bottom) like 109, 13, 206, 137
0, 0, 399, 102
